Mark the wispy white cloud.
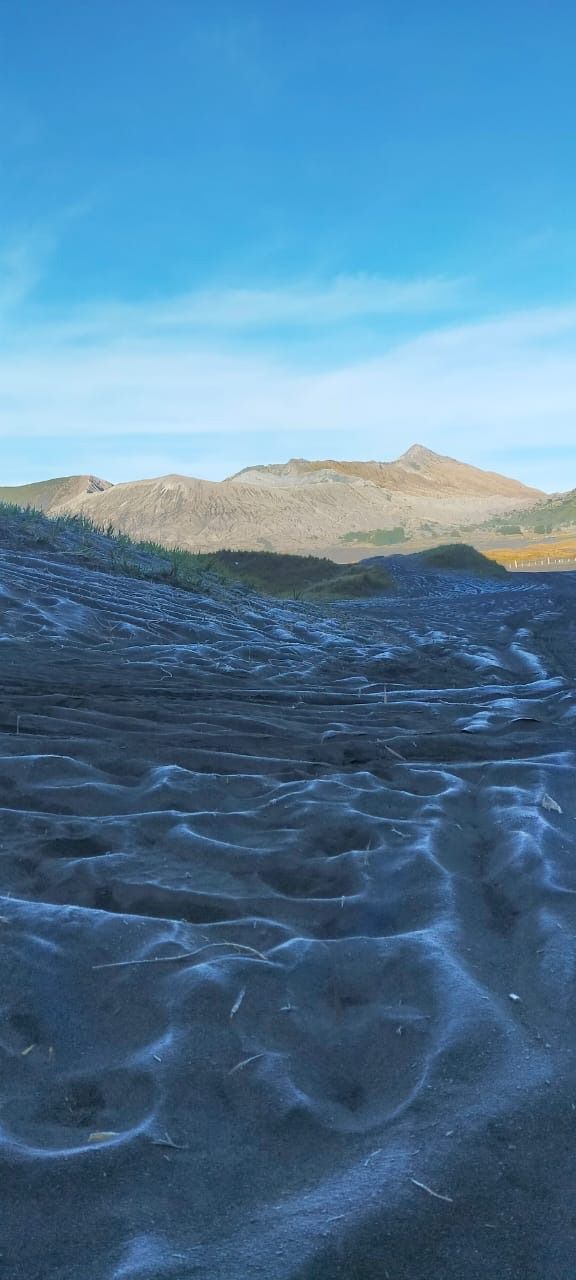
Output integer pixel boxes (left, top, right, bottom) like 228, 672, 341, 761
0, 214, 85, 326
154, 273, 465, 329
0, 237, 46, 318
7, 272, 467, 346
1, 266, 576, 484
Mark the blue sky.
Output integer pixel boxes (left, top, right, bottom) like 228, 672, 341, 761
1, 0, 576, 490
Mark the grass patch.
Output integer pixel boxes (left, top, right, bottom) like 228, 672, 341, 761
196, 549, 393, 597
342, 526, 406, 546
493, 522, 522, 535
0, 503, 393, 600
306, 566, 395, 599
416, 543, 508, 577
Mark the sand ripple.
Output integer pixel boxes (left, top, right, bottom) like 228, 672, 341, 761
1, 550, 575, 1278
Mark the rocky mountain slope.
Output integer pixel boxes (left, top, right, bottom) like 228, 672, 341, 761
230, 444, 540, 499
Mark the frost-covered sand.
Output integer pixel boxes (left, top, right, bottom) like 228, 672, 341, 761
1, 549, 575, 1279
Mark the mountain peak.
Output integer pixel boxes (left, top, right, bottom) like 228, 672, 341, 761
398, 444, 441, 464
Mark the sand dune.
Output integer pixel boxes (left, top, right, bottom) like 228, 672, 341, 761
0, 546, 575, 1278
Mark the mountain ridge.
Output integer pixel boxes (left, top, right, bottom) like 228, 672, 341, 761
228, 445, 543, 498
18, 447, 544, 556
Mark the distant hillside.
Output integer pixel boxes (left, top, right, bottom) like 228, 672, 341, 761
513, 488, 576, 532
44, 447, 545, 557
0, 475, 111, 514
469, 487, 576, 538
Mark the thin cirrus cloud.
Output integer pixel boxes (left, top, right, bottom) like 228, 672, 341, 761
1, 271, 576, 479
117, 273, 466, 330
0, 240, 45, 316
4, 272, 468, 344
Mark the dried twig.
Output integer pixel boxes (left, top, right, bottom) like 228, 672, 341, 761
93, 941, 270, 970
228, 1052, 265, 1075
151, 1132, 189, 1150
230, 987, 246, 1018
93, 950, 201, 970
410, 1178, 453, 1203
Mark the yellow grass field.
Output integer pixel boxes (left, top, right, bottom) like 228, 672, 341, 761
485, 538, 576, 569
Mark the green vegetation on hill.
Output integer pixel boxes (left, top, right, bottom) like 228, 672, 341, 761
342, 526, 406, 546
522, 490, 576, 531
0, 503, 393, 601
471, 491, 576, 539
493, 522, 522, 535
416, 543, 508, 577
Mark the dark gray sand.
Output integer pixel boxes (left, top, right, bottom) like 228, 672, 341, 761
0, 548, 575, 1279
